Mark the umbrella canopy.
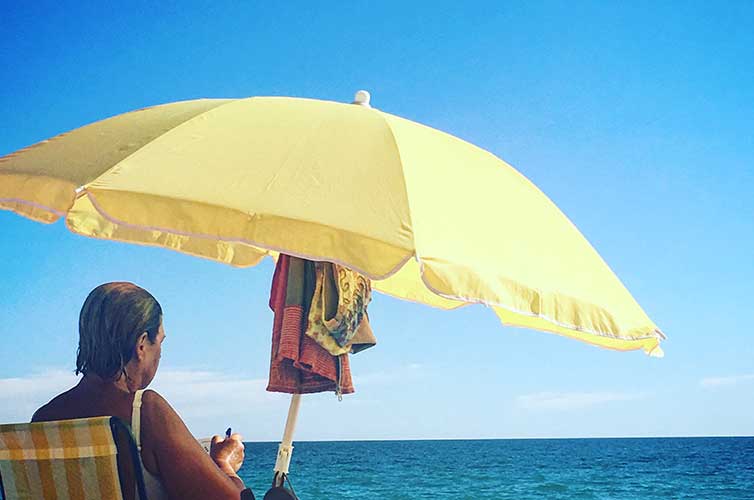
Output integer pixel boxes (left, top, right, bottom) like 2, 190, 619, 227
0, 92, 664, 356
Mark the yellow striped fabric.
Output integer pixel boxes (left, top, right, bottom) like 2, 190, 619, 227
0, 417, 123, 500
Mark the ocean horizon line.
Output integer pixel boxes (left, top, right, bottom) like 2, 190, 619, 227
243, 434, 754, 443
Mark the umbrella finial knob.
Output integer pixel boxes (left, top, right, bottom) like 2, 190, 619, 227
352, 90, 371, 107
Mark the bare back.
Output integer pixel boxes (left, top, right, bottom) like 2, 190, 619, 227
32, 375, 244, 500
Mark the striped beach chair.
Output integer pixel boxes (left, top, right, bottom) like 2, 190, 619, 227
0, 417, 147, 500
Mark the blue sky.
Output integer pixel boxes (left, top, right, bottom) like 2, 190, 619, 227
1, 1, 753, 441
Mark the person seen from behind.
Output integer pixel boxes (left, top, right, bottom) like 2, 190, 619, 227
32, 282, 246, 500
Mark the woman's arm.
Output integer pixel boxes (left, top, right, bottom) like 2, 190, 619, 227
140, 390, 246, 500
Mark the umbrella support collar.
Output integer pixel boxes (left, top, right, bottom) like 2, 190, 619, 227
273, 393, 302, 476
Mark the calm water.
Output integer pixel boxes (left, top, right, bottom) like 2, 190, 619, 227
238, 437, 754, 499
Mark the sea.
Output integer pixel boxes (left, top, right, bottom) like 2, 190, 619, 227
237, 437, 754, 499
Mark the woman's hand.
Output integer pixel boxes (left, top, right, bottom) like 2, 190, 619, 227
210, 433, 245, 474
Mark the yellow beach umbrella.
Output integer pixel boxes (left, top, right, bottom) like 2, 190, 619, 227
0, 91, 664, 356
1, 90, 666, 489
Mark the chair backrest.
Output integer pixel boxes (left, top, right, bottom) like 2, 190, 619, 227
0, 417, 147, 500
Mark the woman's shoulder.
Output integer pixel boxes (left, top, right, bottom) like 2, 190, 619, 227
31, 401, 54, 422
31, 386, 79, 422
140, 389, 185, 436
140, 389, 173, 414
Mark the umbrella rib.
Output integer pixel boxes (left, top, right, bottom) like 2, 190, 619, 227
378, 110, 420, 256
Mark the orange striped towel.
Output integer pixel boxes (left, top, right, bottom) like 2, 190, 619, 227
267, 254, 355, 395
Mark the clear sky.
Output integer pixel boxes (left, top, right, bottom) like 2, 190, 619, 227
1, 1, 753, 441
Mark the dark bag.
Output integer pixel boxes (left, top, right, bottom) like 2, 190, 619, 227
263, 473, 298, 500
240, 487, 256, 500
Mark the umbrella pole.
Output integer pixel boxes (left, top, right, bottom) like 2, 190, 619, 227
272, 393, 301, 485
